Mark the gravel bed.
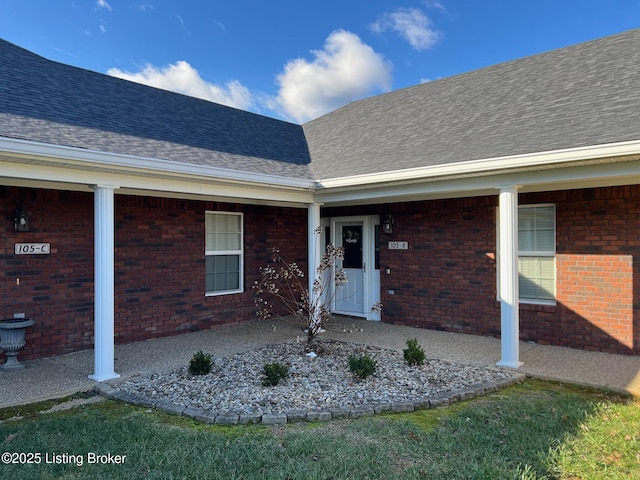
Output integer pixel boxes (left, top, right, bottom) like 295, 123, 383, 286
112, 339, 520, 421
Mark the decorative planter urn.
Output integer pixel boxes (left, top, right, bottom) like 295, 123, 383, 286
0, 318, 35, 370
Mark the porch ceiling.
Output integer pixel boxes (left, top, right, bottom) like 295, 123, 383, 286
0, 137, 317, 207
314, 146, 640, 207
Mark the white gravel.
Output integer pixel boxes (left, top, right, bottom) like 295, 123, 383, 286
115, 339, 518, 416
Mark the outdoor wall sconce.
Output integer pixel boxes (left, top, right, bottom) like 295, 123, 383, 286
382, 213, 394, 234
13, 202, 29, 231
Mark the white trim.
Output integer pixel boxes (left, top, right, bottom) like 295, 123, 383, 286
519, 298, 557, 307
329, 215, 381, 319
496, 203, 557, 306
5, 137, 640, 200
518, 204, 557, 304
317, 139, 640, 188
204, 211, 244, 296
366, 215, 381, 321
4, 136, 640, 210
0, 160, 315, 206
314, 158, 640, 207
0, 137, 316, 190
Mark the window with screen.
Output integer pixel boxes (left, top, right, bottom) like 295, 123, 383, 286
518, 205, 555, 303
205, 212, 243, 295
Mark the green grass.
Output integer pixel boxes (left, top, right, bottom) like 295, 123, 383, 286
1, 380, 638, 479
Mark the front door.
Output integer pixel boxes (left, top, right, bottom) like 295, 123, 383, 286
335, 222, 365, 314
331, 216, 380, 319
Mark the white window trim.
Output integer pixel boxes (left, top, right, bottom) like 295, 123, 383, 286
205, 211, 244, 296
496, 203, 557, 305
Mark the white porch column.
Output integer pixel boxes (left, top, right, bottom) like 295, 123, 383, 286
307, 203, 323, 320
89, 185, 120, 382
496, 185, 523, 368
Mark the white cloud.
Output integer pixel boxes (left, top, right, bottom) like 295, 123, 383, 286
106, 31, 392, 123
423, 0, 446, 12
96, 0, 112, 11
370, 8, 440, 51
273, 30, 392, 123
212, 18, 226, 32
107, 61, 254, 111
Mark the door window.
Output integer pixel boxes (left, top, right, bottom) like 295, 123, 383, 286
342, 225, 362, 268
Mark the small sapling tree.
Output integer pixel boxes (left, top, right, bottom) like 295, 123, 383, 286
253, 227, 347, 344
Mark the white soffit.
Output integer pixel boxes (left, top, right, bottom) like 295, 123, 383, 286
316, 140, 640, 190
315, 141, 640, 206
4, 137, 640, 207
0, 137, 317, 205
0, 137, 316, 190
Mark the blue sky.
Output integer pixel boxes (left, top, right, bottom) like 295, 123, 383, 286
1, 1, 639, 123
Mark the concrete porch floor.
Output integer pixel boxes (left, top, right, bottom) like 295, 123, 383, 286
1, 317, 639, 409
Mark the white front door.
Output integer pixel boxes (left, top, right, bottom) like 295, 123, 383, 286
335, 221, 365, 314
331, 216, 380, 320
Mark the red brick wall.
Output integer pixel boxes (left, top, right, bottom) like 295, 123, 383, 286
333, 198, 501, 336
325, 185, 640, 355
1, 188, 95, 361
520, 187, 640, 354
3, 183, 640, 360
0, 186, 307, 361
323, 199, 499, 336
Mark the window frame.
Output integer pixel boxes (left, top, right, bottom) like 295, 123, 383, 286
496, 203, 556, 305
517, 204, 556, 304
205, 211, 244, 296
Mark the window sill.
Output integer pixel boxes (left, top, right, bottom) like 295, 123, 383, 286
205, 290, 243, 297
494, 298, 557, 312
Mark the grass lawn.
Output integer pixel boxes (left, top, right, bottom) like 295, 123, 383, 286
1, 379, 638, 479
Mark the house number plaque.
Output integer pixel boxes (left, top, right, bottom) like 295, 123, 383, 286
15, 243, 51, 255
388, 241, 408, 250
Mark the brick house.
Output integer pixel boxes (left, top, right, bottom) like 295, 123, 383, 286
2, 29, 640, 380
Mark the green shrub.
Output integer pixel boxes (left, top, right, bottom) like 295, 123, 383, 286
348, 353, 377, 379
262, 362, 289, 386
403, 338, 426, 366
189, 350, 212, 375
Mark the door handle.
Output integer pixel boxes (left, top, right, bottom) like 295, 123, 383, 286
363, 262, 366, 273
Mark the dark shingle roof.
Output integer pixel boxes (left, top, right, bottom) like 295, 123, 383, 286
0, 40, 313, 180
304, 29, 640, 180
2, 30, 639, 186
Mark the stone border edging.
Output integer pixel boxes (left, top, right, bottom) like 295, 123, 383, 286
94, 371, 525, 425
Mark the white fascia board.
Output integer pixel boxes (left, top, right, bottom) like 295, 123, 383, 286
0, 137, 316, 190
316, 157, 640, 206
316, 139, 640, 189
0, 158, 315, 205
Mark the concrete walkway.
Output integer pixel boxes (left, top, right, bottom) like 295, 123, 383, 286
1, 317, 639, 409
